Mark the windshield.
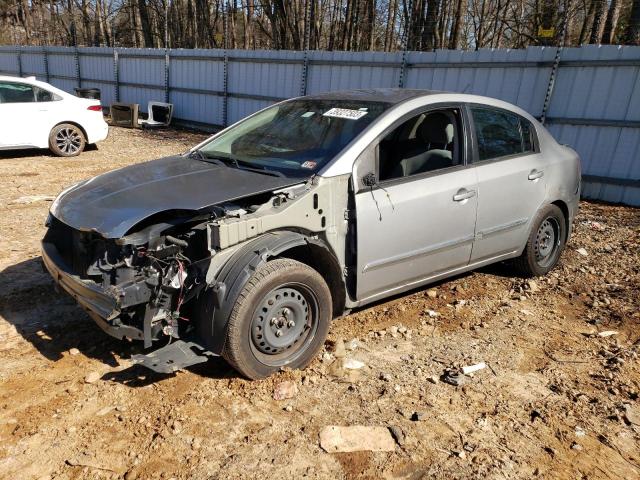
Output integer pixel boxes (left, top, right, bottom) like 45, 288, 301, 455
197, 99, 388, 177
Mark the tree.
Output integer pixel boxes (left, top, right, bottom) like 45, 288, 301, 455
624, 0, 640, 44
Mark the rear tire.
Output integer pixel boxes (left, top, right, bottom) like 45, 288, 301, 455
511, 204, 567, 277
49, 123, 86, 157
222, 259, 332, 380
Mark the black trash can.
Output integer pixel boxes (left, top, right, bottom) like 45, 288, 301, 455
75, 88, 101, 100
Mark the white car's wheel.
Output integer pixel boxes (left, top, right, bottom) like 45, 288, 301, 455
49, 123, 86, 157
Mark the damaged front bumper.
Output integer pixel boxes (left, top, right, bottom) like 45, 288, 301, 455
41, 241, 145, 342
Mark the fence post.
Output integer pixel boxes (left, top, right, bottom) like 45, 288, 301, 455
540, 46, 563, 125
164, 50, 170, 104
222, 0, 229, 127
113, 49, 120, 102
74, 46, 81, 88
43, 46, 49, 83
540, 6, 569, 124
223, 51, 229, 127
16, 46, 22, 77
398, 50, 409, 88
300, 50, 309, 96
300, 0, 311, 96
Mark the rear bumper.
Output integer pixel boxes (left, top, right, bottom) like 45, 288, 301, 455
41, 241, 143, 341
86, 120, 109, 144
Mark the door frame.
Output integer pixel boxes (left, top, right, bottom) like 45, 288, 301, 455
352, 102, 474, 193
463, 103, 541, 167
349, 102, 479, 302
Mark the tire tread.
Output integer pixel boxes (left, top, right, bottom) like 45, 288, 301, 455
222, 258, 330, 379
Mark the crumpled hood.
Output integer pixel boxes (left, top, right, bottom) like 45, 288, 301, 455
51, 155, 303, 238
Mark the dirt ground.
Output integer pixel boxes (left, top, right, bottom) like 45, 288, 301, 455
0, 127, 639, 480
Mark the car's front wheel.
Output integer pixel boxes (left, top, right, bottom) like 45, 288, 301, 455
49, 123, 86, 157
222, 259, 332, 380
512, 204, 567, 277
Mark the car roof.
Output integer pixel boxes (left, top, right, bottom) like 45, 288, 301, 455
0, 74, 70, 97
302, 88, 441, 105
0, 74, 40, 85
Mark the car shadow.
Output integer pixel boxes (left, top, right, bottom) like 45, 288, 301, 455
0, 144, 98, 160
0, 257, 238, 386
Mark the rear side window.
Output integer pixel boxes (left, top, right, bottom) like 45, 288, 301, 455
35, 86, 55, 102
0, 82, 35, 103
471, 107, 536, 161
520, 118, 535, 152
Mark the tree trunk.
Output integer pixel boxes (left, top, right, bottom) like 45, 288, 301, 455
625, 0, 640, 44
450, 0, 467, 49
601, 0, 619, 43
589, 0, 607, 43
384, 0, 398, 51
422, 0, 439, 51
579, 0, 595, 44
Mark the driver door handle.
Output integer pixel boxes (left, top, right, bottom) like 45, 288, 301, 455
528, 169, 544, 180
453, 188, 477, 202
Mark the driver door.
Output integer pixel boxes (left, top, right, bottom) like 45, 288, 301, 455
354, 106, 478, 302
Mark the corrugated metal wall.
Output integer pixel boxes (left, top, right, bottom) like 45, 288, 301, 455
0, 45, 638, 206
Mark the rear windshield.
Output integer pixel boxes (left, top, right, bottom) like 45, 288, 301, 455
198, 99, 388, 177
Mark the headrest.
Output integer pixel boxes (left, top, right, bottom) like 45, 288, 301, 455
418, 112, 454, 145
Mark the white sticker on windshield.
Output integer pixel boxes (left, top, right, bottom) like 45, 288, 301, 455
323, 108, 368, 120
301, 111, 315, 118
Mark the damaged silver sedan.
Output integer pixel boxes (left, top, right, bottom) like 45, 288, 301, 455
42, 89, 581, 379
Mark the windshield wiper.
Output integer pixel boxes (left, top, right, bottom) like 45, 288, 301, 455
201, 153, 285, 178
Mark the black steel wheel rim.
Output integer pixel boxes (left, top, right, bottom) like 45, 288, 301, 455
249, 283, 319, 367
534, 216, 561, 267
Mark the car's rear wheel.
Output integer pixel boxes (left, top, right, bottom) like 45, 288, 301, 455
512, 204, 567, 277
222, 259, 332, 380
49, 123, 86, 157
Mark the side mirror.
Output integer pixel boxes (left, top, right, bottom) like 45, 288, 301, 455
362, 172, 377, 187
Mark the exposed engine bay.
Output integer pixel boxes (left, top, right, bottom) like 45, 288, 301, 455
42, 177, 348, 357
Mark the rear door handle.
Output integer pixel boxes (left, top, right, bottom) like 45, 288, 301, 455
453, 188, 477, 202
528, 169, 544, 180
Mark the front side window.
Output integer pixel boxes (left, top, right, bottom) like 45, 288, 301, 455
378, 108, 462, 181
471, 107, 536, 161
0, 82, 36, 104
198, 99, 388, 177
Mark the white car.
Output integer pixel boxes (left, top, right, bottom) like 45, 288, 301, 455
0, 75, 109, 156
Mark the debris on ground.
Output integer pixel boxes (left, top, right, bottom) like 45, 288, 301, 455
461, 362, 486, 375
273, 380, 298, 401
442, 371, 467, 387
84, 371, 100, 384
388, 425, 406, 446
319, 426, 396, 453
343, 358, 366, 370
9, 194, 55, 204
597, 330, 618, 337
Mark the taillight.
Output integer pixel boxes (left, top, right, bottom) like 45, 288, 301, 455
87, 105, 102, 112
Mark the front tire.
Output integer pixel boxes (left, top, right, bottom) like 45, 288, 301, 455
49, 123, 86, 157
222, 259, 332, 380
512, 204, 567, 277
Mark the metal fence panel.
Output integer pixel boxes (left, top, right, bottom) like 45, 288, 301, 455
0, 45, 638, 206
19, 46, 46, 78
0, 46, 19, 75
307, 51, 401, 94
169, 49, 225, 126
77, 47, 117, 105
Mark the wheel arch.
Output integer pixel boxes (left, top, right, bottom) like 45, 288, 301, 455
551, 199, 570, 235
197, 230, 345, 354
